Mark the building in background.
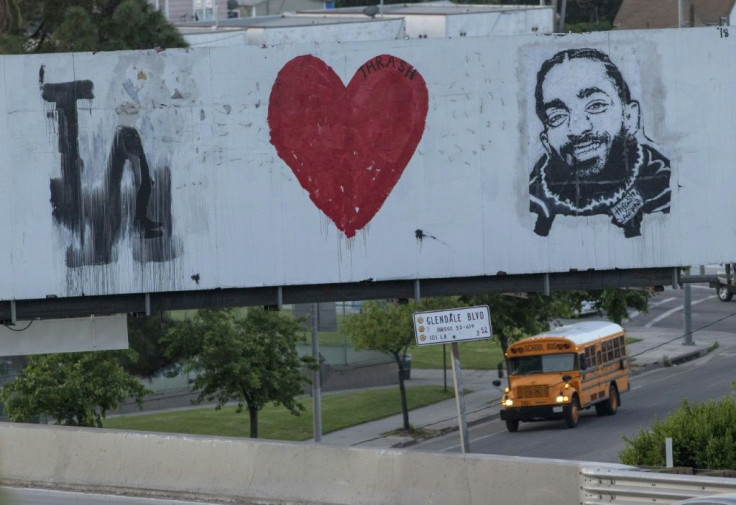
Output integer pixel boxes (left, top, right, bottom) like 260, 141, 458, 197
295, 2, 554, 38
166, 1, 554, 47
614, 0, 735, 29
178, 14, 405, 46
149, 0, 330, 22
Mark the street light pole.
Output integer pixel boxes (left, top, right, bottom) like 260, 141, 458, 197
312, 303, 322, 442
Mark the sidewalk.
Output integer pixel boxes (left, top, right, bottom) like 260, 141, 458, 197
319, 324, 732, 449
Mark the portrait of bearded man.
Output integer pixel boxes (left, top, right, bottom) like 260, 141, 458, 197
529, 48, 671, 238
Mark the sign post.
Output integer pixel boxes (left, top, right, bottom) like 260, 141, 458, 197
413, 305, 492, 453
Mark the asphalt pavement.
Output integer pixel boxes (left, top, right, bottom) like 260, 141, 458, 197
318, 323, 728, 449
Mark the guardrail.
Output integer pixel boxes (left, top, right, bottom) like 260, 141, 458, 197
581, 467, 736, 505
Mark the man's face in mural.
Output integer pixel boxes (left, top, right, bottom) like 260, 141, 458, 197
538, 57, 639, 177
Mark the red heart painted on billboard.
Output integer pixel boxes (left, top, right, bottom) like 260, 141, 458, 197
268, 54, 428, 238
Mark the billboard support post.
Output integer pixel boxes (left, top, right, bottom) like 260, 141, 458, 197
413, 305, 492, 454
450, 342, 470, 453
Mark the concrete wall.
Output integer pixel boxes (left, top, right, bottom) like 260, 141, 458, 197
0, 422, 611, 505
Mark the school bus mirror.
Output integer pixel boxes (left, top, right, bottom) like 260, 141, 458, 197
562, 375, 572, 383
496, 362, 504, 378
580, 355, 588, 370
492, 379, 502, 387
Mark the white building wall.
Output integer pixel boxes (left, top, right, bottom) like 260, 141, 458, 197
444, 9, 554, 38
403, 15, 447, 38
252, 20, 405, 45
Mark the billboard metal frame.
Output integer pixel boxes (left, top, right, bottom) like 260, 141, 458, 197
0, 267, 682, 322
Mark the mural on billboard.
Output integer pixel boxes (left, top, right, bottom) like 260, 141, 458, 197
268, 54, 428, 238
41, 67, 176, 268
528, 48, 671, 238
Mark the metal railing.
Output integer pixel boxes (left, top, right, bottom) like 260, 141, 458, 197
581, 467, 736, 505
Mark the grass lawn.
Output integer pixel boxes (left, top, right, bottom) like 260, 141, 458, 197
410, 339, 504, 370
103, 385, 455, 441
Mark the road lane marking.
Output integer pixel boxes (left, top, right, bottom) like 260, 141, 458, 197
650, 297, 677, 307
644, 295, 717, 327
628, 297, 675, 319
439, 428, 507, 452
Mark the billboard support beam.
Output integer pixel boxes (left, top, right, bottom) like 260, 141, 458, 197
0, 267, 676, 322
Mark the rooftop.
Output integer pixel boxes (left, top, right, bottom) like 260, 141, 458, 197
614, 0, 736, 29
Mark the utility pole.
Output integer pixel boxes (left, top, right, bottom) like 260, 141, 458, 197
678, 0, 685, 27
559, 0, 567, 32
311, 303, 322, 442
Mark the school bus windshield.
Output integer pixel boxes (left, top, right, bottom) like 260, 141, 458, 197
509, 353, 576, 375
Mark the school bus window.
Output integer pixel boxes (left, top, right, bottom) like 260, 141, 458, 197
585, 346, 595, 366
508, 353, 576, 375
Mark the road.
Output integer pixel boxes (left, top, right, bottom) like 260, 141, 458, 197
0, 487, 226, 505
5, 283, 736, 503
412, 283, 736, 461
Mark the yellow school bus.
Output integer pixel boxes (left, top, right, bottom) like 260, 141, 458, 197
497, 320, 630, 432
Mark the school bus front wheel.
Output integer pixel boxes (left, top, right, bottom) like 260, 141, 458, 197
564, 396, 580, 428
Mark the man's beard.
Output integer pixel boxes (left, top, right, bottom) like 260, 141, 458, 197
544, 129, 639, 211
558, 131, 612, 177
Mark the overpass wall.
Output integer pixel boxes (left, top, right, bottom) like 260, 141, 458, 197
0, 422, 592, 505
2, 28, 735, 301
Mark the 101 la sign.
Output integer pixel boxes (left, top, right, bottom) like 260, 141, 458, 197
413, 305, 492, 346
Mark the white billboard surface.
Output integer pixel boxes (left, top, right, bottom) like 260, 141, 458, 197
2, 27, 734, 300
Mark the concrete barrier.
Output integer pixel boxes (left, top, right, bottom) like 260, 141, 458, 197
0, 422, 626, 505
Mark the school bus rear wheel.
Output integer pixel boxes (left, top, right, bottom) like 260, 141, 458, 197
607, 384, 619, 415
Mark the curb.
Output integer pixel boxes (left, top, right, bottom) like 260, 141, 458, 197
391, 407, 501, 448
630, 348, 707, 375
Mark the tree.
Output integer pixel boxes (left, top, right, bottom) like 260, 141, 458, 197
163, 308, 310, 438
342, 297, 456, 432
0, 0, 187, 54
463, 292, 576, 354
619, 387, 736, 470
584, 289, 651, 325
465, 288, 650, 356
564, 0, 623, 25
119, 312, 180, 379
0, 350, 150, 427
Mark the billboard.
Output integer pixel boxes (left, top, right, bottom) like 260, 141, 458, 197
2, 27, 733, 301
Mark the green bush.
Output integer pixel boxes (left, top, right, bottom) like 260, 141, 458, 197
619, 386, 736, 469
